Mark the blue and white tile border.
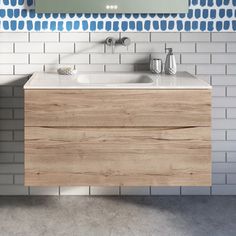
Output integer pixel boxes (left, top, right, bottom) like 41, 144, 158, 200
0, 1, 235, 33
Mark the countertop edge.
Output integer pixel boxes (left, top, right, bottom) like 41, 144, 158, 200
24, 71, 212, 90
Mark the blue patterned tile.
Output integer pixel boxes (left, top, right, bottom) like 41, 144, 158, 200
0, 0, 235, 31
144, 20, 150, 30
121, 21, 128, 31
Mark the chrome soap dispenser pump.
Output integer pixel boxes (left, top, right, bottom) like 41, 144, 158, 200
164, 47, 177, 75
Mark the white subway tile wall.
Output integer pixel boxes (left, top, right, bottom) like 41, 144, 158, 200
90, 187, 120, 195
60, 187, 90, 195
29, 187, 59, 196
0, 32, 235, 195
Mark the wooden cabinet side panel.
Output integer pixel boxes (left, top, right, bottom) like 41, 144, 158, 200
25, 90, 211, 127
25, 127, 211, 186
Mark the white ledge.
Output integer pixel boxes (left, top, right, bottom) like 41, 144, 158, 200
24, 71, 212, 90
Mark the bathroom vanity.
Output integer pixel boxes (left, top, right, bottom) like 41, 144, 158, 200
24, 72, 212, 186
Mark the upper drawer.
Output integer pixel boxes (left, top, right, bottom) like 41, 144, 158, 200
25, 90, 211, 127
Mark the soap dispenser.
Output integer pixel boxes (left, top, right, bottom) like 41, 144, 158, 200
164, 48, 177, 75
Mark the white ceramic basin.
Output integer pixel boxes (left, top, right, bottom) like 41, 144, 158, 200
77, 73, 154, 85
24, 72, 212, 90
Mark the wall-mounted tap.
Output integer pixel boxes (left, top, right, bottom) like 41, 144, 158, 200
105, 37, 117, 53
120, 37, 131, 47
105, 37, 131, 53
105, 37, 116, 47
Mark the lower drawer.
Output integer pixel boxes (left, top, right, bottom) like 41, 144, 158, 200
25, 126, 211, 186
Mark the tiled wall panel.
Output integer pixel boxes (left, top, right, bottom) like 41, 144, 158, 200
0, 0, 236, 31
0, 32, 235, 195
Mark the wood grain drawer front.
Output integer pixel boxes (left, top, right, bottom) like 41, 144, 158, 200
25, 126, 211, 186
25, 90, 211, 127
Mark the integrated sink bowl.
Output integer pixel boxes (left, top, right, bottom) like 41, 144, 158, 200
76, 73, 154, 86
23, 72, 212, 89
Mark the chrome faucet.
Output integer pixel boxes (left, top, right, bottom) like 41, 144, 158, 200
105, 37, 116, 47
105, 37, 116, 53
105, 37, 131, 53
120, 37, 131, 47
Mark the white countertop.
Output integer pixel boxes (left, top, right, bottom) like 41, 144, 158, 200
24, 71, 211, 90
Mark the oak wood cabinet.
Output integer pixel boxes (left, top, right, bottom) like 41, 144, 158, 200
24, 89, 211, 186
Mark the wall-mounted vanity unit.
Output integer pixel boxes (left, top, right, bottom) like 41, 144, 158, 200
24, 72, 212, 187
35, 0, 189, 13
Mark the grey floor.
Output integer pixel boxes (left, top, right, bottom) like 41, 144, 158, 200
0, 196, 236, 236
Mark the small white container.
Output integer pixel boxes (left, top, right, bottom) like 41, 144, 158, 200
164, 48, 177, 75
